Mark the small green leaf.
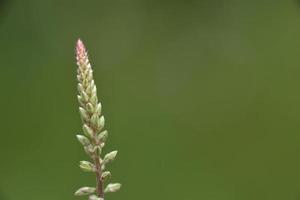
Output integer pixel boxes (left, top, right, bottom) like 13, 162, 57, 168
104, 183, 121, 193
74, 187, 96, 196
79, 161, 95, 172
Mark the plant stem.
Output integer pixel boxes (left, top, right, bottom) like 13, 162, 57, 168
90, 122, 104, 198
94, 152, 104, 198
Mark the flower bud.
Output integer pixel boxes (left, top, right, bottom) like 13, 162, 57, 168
76, 135, 90, 146
97, 116, 105, 130
79, 161, 96, 172
82, 91, 89, 102
104, 183, 121, 193
91, 114, 99, 128
90, 94, 98, 105
74, 187, 96, 196
103, 151, 118, 165
86, 103, 94, 113
77, 83, 84, 93
101, 171, 111, 182
95, 103, 102, 115
83, 124, 94, 138
79, 107, 89, 121
97, 130, 108, 143
84, 145, 96, 157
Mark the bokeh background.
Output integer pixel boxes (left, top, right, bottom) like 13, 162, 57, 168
1, 0, 300, 200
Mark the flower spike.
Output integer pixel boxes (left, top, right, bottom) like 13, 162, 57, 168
74, 39, 121, 199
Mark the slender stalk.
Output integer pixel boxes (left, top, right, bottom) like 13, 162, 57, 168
92, 132, 104, 198
94, 155, 104, 198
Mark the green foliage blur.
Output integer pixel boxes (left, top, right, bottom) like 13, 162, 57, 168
1, 0, 300, 200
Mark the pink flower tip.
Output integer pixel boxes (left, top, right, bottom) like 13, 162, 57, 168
76, 38, 87, 58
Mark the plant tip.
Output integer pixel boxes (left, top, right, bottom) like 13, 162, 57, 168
76, 39, 87, 61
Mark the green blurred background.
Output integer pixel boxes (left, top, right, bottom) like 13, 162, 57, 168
1, 0, 300, 200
